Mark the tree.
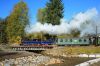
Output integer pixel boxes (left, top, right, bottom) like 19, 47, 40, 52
6, 1, 29, 44
70, 28, 80, 37
0, 18, 3, 43
37, 8, 47, 24
46, 0, 64, 25
0, 18, 7, 44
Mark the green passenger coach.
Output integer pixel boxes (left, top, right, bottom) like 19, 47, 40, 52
56, 38, 90, 46
98, 38, 100, 44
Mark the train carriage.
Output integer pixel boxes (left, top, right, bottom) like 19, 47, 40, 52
56, 38, 90, 46
98, 37, 100, 45
20, 37, 100, 46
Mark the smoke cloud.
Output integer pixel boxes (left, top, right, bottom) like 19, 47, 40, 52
26, 8, 100, 36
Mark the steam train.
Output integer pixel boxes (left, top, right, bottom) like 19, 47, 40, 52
21, 36, 100, 46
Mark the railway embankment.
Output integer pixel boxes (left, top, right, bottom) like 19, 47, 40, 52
0, 46, 100, 66
42, 46, 100, 66
0, 51, 62, 66
0, 44, 63, 66
42, 46, 100, 57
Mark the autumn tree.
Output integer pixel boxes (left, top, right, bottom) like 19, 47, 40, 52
6, 1, 29, 44
46, 0, 64, 25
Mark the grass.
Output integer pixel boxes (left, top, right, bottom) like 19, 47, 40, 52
63, 46, 100, 54
0, 44, 12, 51
43, 46, 100, 56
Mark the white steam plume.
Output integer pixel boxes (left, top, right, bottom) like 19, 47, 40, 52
26, 8, 99, 36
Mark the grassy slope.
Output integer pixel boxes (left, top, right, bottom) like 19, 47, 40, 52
63, 46, 100, 54
43, 46, 100, 56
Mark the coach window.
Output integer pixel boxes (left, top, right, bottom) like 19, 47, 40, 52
84, 39, 86, 42
65, 39, 68, 42
60, 39, 63, 42
79, 39, 82, 42
70, 39, 72, 42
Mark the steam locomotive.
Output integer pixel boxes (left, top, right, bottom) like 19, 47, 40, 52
21, 36, 100, 46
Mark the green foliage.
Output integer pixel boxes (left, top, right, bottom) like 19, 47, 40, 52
0, 18, 7, 44
26, 32, 50, 40
37, 8, 47, 24
45, 0, 64, 25
6, 1, 29, 44
26, 33, 43, 39
70, 28, 80, 37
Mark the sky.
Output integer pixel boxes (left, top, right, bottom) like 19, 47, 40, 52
0, 0, 100, 24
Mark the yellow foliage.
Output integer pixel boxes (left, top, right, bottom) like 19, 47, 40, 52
15, 36, 21, 44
